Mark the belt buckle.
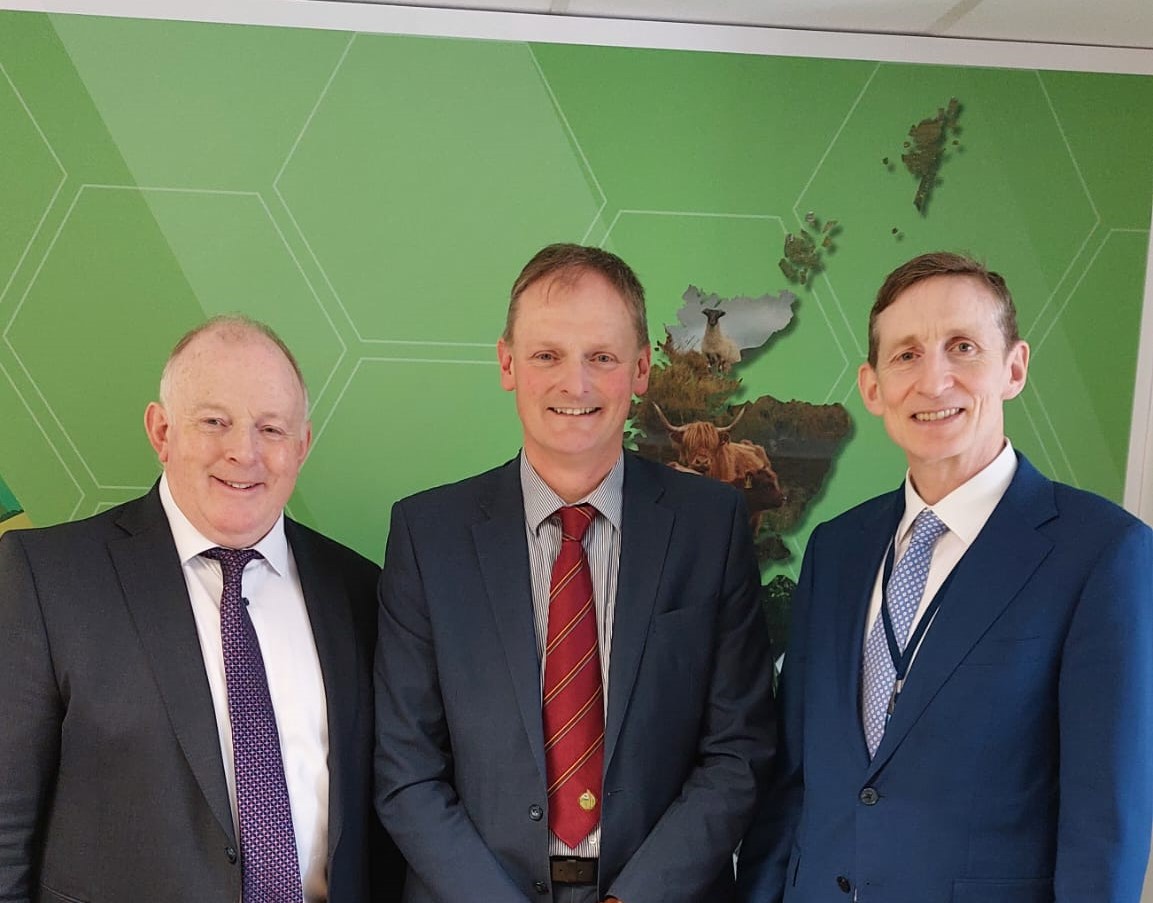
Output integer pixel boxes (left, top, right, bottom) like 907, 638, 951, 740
549, 856, 598, 885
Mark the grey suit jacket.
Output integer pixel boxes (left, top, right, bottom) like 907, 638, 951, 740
0, 485, 402, 903
374, 453, 776, 903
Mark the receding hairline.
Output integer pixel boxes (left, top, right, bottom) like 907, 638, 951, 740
157, 315, 310, 417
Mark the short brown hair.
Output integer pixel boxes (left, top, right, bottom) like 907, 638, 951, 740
504, 243, 649, 349
159, 314, 309, 416
868, 251, 1020, 367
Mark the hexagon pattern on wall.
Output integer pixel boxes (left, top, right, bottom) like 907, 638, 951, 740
0, 10, 1149, 560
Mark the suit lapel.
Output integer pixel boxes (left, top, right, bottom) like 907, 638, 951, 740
288, 520, 358, 863
604, 456, 673, 769
110, 488, 235, 843
471, 461, 549, 782
836, 492, 903, 765
868, 456, 1056, 776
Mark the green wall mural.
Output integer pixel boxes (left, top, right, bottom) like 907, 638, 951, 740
1, 10, 1151, 590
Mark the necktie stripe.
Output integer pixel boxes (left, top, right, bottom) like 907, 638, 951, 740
543, 645, 599, 704
549, 561, 586, 599
544, 597, 595, 655
544, 688, 603, 750
547, 732, 607, 795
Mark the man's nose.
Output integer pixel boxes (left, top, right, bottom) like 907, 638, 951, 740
916, 351, 953, 397
225, 426, 260, 464
557, 357, 590, 395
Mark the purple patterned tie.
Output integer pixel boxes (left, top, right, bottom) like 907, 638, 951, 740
203, 547, 303, 903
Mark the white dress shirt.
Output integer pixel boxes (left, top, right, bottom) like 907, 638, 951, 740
159, 475, 330, 902
863, 441, 1018, 659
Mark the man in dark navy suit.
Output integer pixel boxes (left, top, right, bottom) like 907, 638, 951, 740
375, 244, 776, 903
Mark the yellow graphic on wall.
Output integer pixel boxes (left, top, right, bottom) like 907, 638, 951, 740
0, 474, 32, 537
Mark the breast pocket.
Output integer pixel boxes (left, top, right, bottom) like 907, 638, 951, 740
952, 876, 1052, 902
961, 636, 1045, 666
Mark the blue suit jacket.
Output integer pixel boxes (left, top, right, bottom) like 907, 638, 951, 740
374, 453, 776, 903
737, 453, 1153, 903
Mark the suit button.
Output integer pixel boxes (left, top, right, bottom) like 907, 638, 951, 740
225, 845, 238, 864
859, 787, 879, 805
533, 880, 549, 894
836, 875, 852, 893
528, 804, 544, 821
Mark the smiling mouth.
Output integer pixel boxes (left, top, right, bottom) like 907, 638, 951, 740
214, 477, 260, 490
550, 406, 600, 416
914, 407, 961, 422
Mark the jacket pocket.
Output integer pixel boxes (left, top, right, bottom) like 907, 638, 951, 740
952, 876, 1052, 902
40, 885, 89, 903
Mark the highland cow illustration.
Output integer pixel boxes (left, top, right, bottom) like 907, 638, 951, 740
652, 404, 785, 531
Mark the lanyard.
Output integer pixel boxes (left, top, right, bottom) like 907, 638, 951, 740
878, 535, 956, 707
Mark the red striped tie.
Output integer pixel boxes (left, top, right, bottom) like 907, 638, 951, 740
543, 504, 604, 848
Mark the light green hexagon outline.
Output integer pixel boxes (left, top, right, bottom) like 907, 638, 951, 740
4, 183, 349, 493
272, 33, 609, 355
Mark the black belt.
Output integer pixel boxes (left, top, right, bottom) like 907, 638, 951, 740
549, 857, 598, 885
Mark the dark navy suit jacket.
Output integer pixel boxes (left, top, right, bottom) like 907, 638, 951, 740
737, 453, 1153, 903
374, 453, 776, 903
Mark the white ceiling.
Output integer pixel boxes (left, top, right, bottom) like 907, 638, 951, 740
345, 0, 1153, 50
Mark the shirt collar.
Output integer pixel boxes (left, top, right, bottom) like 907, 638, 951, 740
520, 451, 624, 535
158, 473, 289, 576
899, 440, 1017, 547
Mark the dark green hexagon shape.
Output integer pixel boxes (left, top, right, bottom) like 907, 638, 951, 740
276, 36, 602, 344
7, 187, 342, 487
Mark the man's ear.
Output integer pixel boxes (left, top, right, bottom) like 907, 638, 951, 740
1002, 340, 1029, 401
858, 362, 884, 416
497, 338, 516, 392
632, 344, 652, 396
144, 402, 171, 463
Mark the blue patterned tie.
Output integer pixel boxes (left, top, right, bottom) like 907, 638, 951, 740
861, 509, 949, 758
203, 547, 303, 903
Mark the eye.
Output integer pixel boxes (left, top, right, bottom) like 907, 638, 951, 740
895, 350, 917, 363
592, 353, 617, 364
955, 340, 975, 353
261, 425, 287, 438
201, 417, 226, 428
532, 351, 556, 363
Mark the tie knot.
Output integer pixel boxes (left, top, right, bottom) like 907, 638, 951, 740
202, 546, 264, 581
557, 504, 597, 543
908, 508, 948, 547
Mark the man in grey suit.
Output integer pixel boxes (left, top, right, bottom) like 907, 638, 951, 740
0, 316, 402, 902
374, 243, 776, 903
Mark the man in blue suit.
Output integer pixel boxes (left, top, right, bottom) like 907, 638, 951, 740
374, 243, 776, 903
737, 251, 1153, 902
